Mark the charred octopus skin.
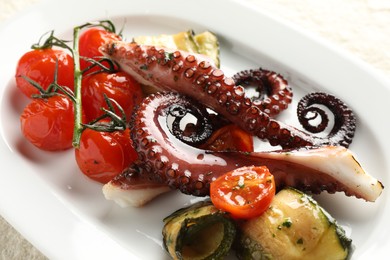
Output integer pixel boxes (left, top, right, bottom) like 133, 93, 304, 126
102, 42, 356, 149
297, 92, 356, 147
125, 92, 382, 201
100, 42, 382, 202
232, 68, 293, 118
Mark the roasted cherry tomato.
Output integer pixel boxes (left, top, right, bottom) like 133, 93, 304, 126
79, 27, 121, 72
81, 72, 143, 123
200, 124, 254, 152
15, 48, 74, 98
20, 95, 77, 151
210, 166, 275, 219
75, 126, 138, 184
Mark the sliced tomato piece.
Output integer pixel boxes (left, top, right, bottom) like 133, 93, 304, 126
210, 166, 275, 219
200, 124, 254, 152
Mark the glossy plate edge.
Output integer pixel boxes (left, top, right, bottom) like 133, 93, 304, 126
0, 0, 389, 259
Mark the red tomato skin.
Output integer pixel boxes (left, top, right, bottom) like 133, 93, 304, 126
200, 124, 254, 152
210, 166, 275, 219
79, 28, 121, 72
15, 49, 74, 98
81, 72, 143, 122
20, 95, 76, 151
75, 127, 138, 184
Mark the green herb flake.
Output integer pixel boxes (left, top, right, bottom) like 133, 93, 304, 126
148, 137, 157, 143
140, 64, 148, 70
282, 218, 293, 228
164, 52, 174, 62
277, 218, 293, 230
297, 238, 304, 244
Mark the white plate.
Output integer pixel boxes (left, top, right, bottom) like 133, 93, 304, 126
1, 0, 389, 259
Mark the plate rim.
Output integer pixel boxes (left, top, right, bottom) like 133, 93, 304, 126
0, 0, 389, 259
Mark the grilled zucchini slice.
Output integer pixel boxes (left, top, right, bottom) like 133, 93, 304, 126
235, 188, 353, 260
133, 30, 220, 67
162, 200, 236, 260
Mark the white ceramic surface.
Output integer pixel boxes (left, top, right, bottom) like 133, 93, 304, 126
0, 0, 389, 259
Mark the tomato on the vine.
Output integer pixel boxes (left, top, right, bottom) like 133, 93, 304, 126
81, 72, 143, 123
200, 124, 254, 152
15, 48, 74, 98
20, 94, 78, 151
75, 125, 138, 184
79, 27, 122, 72
210, 166, 275, 219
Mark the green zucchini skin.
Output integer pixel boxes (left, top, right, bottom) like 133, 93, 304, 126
235, 188, 353, 260
162, 200, 236, 260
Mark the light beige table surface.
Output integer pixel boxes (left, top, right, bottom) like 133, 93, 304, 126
1, 0, 389, 259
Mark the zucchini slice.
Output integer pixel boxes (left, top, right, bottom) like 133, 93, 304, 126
133, 30, 198, 53
162, 200, 236, 260
193, 31, 220, 69
133, 30, 220, 68
235, 188, 353, 260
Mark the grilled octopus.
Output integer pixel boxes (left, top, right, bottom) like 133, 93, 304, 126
101, 41, 382, 206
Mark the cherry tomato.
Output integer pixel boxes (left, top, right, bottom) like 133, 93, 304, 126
210, 166, 275, 219
15, 48, 74, 98
81, 72, 143, 123
75, 126, 138, 184
20, 95, 77, 151
79, 27, 121, 72
200, 124, 254, 152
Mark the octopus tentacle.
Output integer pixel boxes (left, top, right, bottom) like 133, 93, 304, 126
103, 164, 171, 207
168, 101, 213, 145
297, 92, 356, 147
232, 68, 293, 117
127, 92, 382, 200
130, 92, 220, 195
102, 42, 356, 148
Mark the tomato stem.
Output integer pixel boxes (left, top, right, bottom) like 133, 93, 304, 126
71, 20, 122, 148
72, 26, 83, 148
31, 30, 72, 51
81, 57, 118, 76
81, 94, 127, 132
